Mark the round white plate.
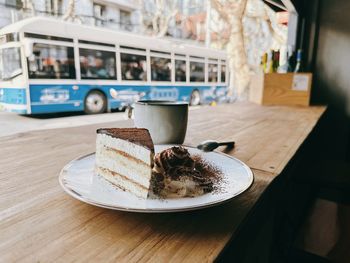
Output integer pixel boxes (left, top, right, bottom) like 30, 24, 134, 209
59, 145, 254, 213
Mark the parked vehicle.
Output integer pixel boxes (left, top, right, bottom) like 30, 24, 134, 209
0, 17, 229, 114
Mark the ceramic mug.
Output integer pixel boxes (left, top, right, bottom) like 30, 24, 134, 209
133, 100, 188, 144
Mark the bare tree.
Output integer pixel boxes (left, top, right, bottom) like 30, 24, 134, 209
211, 0, 249, 98
63, 0, 82, 23
243, 0, 287, 71
141, 0, 178, 37
211, 0, 287, 98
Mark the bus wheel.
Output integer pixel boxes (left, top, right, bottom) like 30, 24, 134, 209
190, 89, 201, 106
84, 90, 107, 114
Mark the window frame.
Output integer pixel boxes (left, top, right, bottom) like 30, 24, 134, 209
149, 51, 172, 83
27, 41, 76, 80
208, 59, 219, 84
78, 47, 117, 80
189, 56, 205, 83
120, 51, 148, 82
174, 58, 187, 83
77, 42, 117, 81
23, 35, 77, 82
220, 60, 227, 83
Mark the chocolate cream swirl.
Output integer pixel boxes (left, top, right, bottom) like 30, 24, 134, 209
152, 146, 213, 198
154, 146, 194, 176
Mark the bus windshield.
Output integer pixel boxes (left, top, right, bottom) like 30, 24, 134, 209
0, 47, 22, 81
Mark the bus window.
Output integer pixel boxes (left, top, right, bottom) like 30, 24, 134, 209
190, 61, 204, 82
79, 48, 116, 80
208, 63, 218, 82
151, 57, 171, 82
120, 53, 147, 81
175, 60, 186, 82
221, 63, 226, 82
0, 47, 22, 81
27, 43, 75, 79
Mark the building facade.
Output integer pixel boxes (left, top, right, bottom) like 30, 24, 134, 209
0, 0, 141, 32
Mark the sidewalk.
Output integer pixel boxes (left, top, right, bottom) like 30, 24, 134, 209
0, 111, 126, 137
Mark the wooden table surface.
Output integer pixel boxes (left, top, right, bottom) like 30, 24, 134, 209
0, 102, 326, 262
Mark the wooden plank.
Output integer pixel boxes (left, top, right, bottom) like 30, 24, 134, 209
250, 73, 312, 106
0, 102, 326, 262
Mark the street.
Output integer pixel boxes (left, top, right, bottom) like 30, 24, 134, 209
0, 111, 127, 137
0, 106, 202, 138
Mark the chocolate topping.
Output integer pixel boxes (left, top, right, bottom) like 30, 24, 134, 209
154, 146, 194, 175
97, 128, 154, 152
150, 146, 223, 198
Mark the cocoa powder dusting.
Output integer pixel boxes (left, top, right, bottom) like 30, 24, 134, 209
192, 154, 224, 194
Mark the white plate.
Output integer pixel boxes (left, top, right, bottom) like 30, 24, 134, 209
59, 145, 254, 213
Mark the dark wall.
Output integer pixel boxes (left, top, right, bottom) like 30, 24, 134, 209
290, 0, 350, 157
296, 0, 350, 110
312, 0, 350, 110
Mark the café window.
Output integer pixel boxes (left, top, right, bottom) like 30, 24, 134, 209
190, 61, 204, 82
27, 43, 75, 79
151, 57, 171, 82
79, 48, 116, 80
175, 60, 186, 82
208, 63, 218, 82
221, 62, 226, 82
120, 53, 147, 81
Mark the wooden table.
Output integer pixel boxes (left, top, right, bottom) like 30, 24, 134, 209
0, 102, 325, 262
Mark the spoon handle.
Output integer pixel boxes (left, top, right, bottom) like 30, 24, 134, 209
218, 141, 235, 147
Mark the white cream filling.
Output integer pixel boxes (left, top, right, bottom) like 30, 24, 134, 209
96, 133, 153, 165
160, 176, 204, 198
96, 167, 149, 198
96, 146, 152, 187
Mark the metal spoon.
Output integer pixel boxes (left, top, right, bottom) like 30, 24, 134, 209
197, 140, 235, 152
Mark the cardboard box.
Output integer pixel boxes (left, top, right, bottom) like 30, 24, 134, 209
249, 73, 312, 106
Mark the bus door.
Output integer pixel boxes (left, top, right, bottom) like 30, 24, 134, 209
0, 39, 29, 114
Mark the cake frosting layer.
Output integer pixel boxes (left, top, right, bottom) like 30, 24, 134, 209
97, 133, 154, 165
97, 128, 154, 153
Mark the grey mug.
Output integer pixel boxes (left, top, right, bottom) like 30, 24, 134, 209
133, 100, 188, 144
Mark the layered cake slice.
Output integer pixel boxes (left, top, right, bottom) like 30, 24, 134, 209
95, 128, 154, 198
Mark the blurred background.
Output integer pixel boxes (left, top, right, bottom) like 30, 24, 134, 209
2, 0, 347, 141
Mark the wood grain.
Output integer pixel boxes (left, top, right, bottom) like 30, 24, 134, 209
0, 102, 325, 262
250, 73, 312, 107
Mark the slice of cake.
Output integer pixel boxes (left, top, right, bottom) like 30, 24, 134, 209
95, 128, 154, 198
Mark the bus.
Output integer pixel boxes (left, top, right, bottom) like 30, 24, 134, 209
0, 17, 229, 114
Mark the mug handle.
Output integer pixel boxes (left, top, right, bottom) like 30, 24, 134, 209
125, 105, 134, 119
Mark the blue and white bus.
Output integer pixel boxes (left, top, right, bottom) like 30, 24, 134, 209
0, 17, 229, 114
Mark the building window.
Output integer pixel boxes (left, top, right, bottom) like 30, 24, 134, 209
79, 48, 116, 80
120, 53, 147, 81
151, 57, 171, 82
208, 63, 218, 82
5, 0, 22, 9
27, 43, 75, 79
190, 61, 204, 82
221, 63, 226, 82
93, 3, 106, 26
120, 10, 131, 31
175, 60, 186, 82
46, 0, 62, 15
